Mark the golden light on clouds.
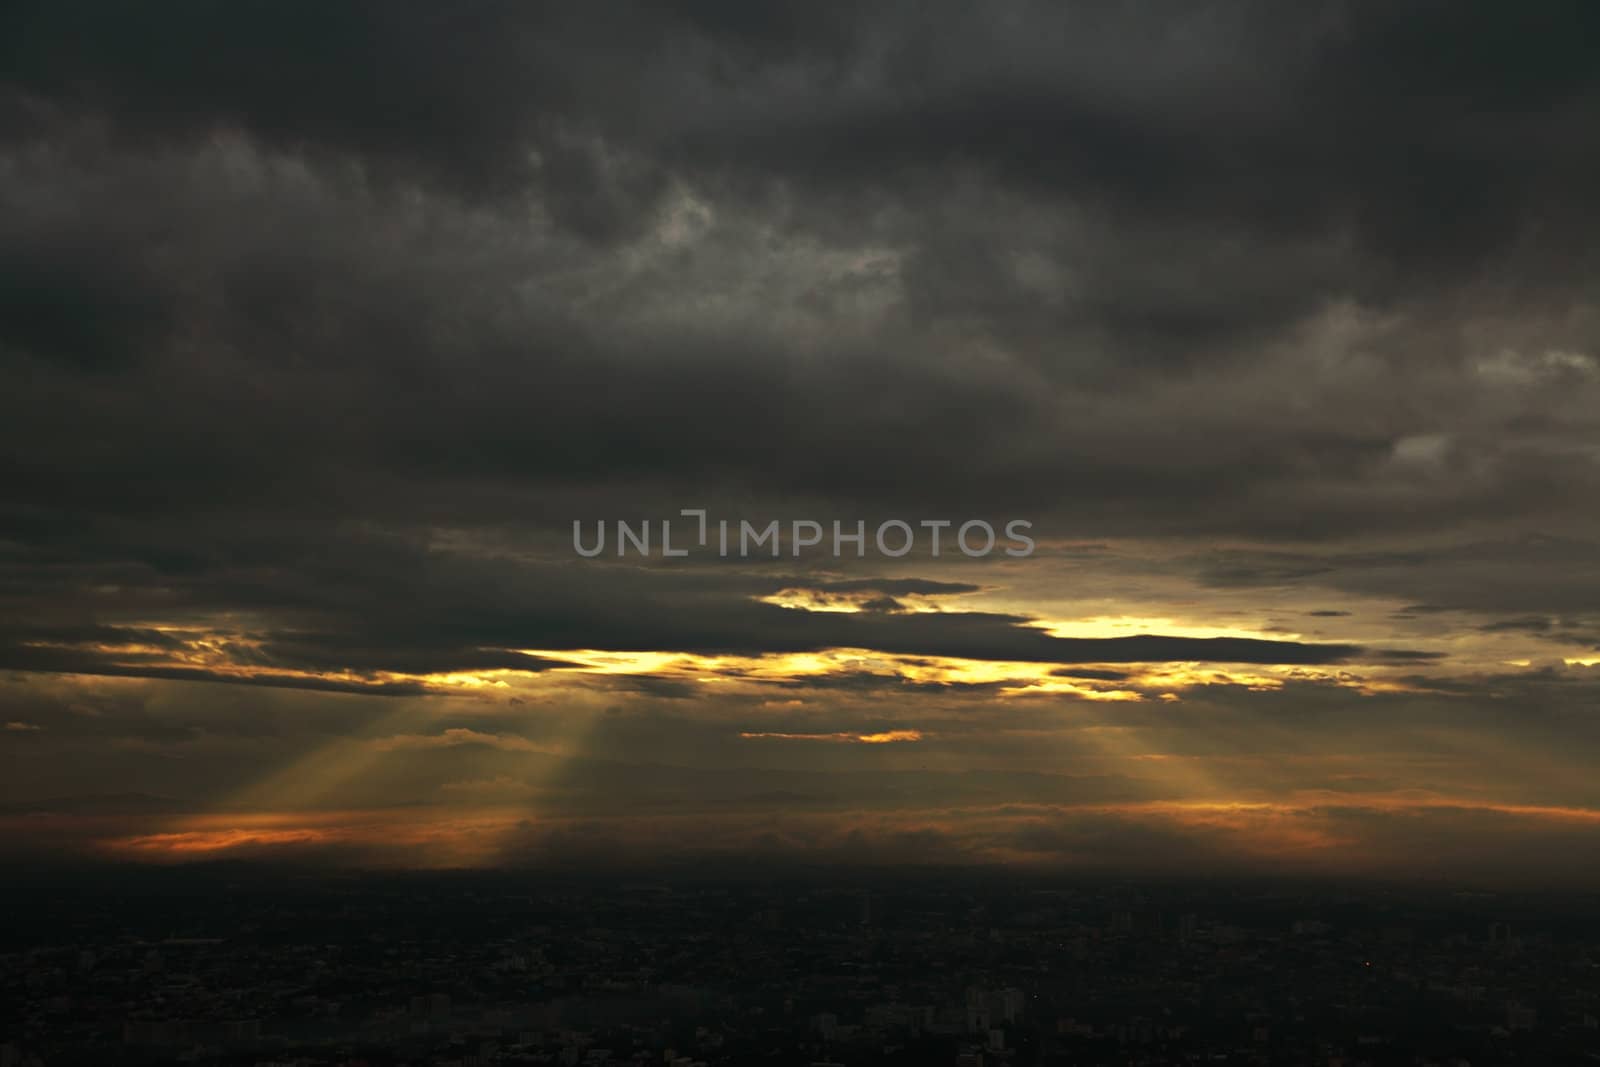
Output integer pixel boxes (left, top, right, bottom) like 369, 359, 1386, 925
28, 622, 1446, 705
757, 588, 963, 613
740, 729, 925, 744
15, 587, 1599, 884
1030, 615, 1303, 642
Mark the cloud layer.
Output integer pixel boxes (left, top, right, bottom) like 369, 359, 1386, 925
4, 1, 1600, 878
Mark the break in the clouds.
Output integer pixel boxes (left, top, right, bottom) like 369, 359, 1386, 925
4, 1, 1600, 879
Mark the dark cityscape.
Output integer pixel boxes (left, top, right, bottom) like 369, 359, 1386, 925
7, 3, 1600, 1065
5, 869, 1600, 1066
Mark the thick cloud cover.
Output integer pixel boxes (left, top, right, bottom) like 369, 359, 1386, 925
4, 1, 1600, 877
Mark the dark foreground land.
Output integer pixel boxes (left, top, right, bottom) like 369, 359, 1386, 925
3, 867, 1599, 1066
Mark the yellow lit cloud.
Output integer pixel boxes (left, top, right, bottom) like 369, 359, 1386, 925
740, 729, 925, 744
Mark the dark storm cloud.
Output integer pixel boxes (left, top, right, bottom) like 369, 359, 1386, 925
1, 2, 640, 203
0, 233, 173, 370
798, 578, 983, 597
1049, 668, 1131, 682
1479, 616, 1554, 634
2, 0, 1599, 701
1369, 649, 1448, 664
765, 671, 1017, 695
9, 1, 1600, 302
1191, 536, 1600, 638
0, 536, 1381, 686
0, 654, 432, 698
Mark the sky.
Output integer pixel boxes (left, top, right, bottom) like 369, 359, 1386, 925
4, 1, 1600, 882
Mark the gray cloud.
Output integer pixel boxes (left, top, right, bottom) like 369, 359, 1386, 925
3, 1, 1600, 879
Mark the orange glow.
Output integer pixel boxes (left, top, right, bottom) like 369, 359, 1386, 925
67, 795, 1600, 870
739, 729, 924, 744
